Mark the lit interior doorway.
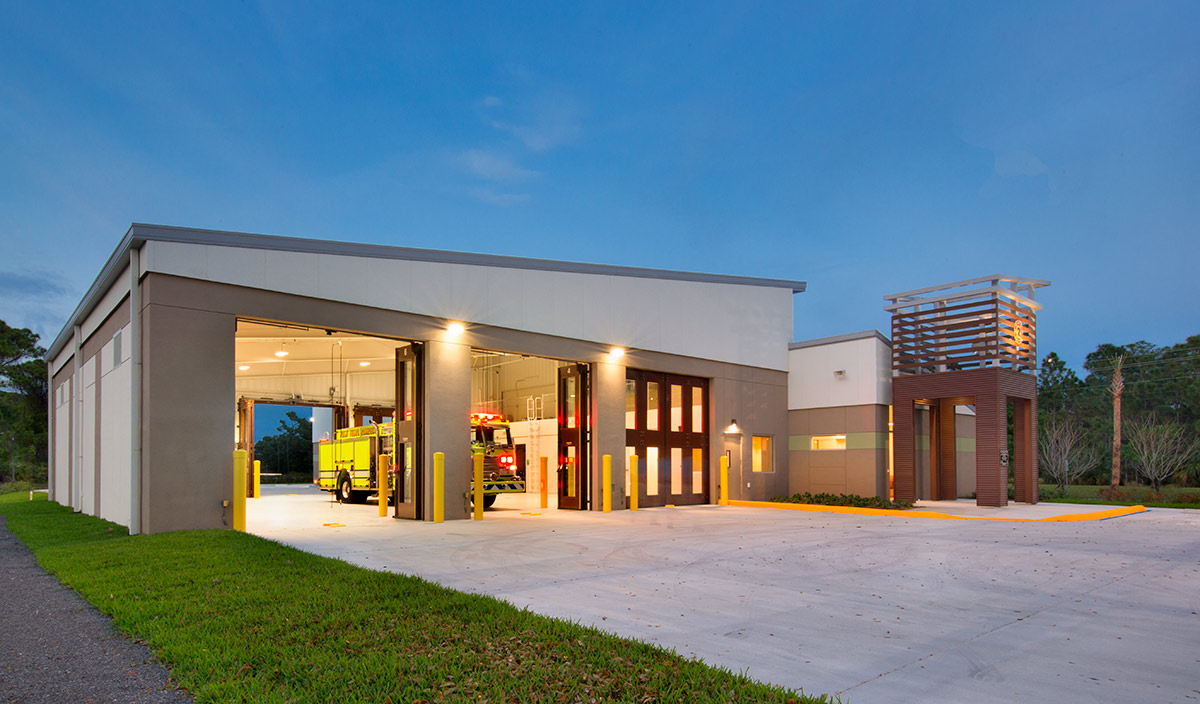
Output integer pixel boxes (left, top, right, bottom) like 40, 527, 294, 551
234, 319, 421, 518
469, 349, 583, 511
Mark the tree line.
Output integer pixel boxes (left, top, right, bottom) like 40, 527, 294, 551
1038, 334, 1200, 494
0, 321, 48, 485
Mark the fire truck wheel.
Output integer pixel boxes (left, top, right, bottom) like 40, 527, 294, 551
483, 494, 498, 508
337, 474, 354, 503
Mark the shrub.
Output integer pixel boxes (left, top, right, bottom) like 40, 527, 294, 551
1097, 486, 1133, 502
0, 480, 38, 496
768, 492, 914, 510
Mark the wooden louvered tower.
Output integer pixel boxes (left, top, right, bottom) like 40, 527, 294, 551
886, 275, 1049, 506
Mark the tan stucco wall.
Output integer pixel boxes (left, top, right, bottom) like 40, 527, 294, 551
140, 298, 235, 532
788, 404, 889, 498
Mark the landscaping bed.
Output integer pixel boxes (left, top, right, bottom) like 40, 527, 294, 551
767, 492, 913, 510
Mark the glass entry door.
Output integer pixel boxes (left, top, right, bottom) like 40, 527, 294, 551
557, 363, 589, 510
393, 344, 422, 519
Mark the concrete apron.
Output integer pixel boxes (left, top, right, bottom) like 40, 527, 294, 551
248, 484, 1200, 704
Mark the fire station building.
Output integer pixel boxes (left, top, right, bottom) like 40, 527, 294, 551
46, 224, 805, 533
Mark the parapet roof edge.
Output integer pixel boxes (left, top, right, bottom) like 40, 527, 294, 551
48, 223, 807, 359
789, 329, 890, 350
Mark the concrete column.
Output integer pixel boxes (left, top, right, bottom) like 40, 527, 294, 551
593, 359, 626, 509
424, 338, 470, 520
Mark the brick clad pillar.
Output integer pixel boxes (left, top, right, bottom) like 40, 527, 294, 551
1012, 398, 1035, 503
893, 395, 916, 502
936, 399, 957, 500
975, 387, 1007, 507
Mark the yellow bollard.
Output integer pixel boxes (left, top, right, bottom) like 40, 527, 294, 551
252, 460, 261, 499
539, 457, 548, 509
473, 452, 484, 521
232, 450, 247, 531
602, 454, 612, 513
378, 454, 390, 517
629, 454, 638, 511
433, 452, 445, 524
719, 455, 729, 506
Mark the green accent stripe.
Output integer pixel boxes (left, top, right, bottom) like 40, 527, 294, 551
846, 432, 889, 450
789, 433, 890, 451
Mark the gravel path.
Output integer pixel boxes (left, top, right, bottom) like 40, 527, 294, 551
0, 515, 194, 704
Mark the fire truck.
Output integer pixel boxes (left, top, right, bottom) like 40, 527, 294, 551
316, 412, 525, 508
469, 412, 526, 508
316, 421, 393, 503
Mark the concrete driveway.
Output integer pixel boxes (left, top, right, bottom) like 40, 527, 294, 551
248, 485, 1200, 703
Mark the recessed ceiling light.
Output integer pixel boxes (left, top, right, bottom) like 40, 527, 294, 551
359, 361, 371, 367
274, 350, 289, 357
238, 365, 250, 371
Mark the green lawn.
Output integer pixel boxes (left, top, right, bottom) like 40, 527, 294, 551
0, 492, 831, 703
1038, 483, 1200, 510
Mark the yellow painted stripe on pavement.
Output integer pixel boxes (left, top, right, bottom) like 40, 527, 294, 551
727, 500, 1148, 522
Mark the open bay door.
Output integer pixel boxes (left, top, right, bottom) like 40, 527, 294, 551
557, 363, 589, 510
393, 344, 422, 519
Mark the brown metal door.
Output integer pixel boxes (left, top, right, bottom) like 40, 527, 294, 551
626, 370, 709, 507
557, 363, 589, 510
393, 344, 422, 519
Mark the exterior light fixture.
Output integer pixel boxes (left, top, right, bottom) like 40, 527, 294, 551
238, 365, 250, 371
609, 347, 625, 360
359, 361, 371, 367
447, 322, 465, 336
723, 419, 742, 435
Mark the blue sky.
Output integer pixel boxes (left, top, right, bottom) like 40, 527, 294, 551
1, 1, 1196, 370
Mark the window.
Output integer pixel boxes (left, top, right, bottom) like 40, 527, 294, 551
625, 379, 637, 430
752, 435, 773, 473
811, 434, 847, 451
112, 330, 122, 368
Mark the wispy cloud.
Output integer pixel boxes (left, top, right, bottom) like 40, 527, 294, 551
0, 270, 77, 345
477, 89, 583, 152
0, 270, 68, 298
458, 149, 540, 183
467, 188, 532, 207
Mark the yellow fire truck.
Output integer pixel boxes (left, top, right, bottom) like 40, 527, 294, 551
316, 413, 525, 507
316, 422, 393, 503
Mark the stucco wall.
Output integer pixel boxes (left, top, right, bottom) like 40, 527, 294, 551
143, 239, 795, 372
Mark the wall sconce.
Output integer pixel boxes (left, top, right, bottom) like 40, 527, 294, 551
447, 322, 465, 336
609, 347, 625, 360
723, 419, 742, 435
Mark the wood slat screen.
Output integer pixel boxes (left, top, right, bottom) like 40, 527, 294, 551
889, 282, 1039, 375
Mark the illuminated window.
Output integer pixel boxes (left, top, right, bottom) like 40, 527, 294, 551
752, 435, 773, 473
811, 434, 847, 451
